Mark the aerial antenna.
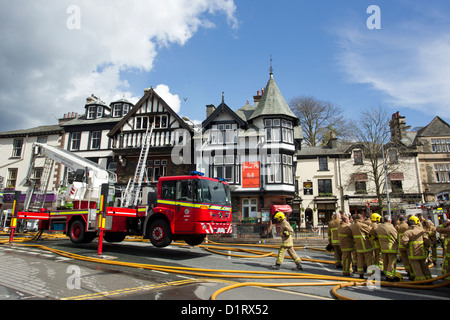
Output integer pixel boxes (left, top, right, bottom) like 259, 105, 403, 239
222, 91, 225, 104
269, 54, 273, 76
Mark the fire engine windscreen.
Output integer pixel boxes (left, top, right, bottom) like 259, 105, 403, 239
196, 180, 231, 207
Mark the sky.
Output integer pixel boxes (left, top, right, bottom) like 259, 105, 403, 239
1, 0, 450, 133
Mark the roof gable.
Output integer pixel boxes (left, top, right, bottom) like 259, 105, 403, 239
416, 116, 450, 138
108, 87, 192, 137
202, 101, 246, 128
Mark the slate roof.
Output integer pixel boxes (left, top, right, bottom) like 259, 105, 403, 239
415, 116, 450, 138
248, 73, 297, 122
0, 125, 63, 138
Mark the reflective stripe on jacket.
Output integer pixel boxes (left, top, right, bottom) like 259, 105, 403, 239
377, 222, 398, 254
350, 220, 373, 253
401, 225, 428, 260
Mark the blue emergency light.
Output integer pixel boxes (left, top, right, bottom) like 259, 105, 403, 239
190, 171, 205, 176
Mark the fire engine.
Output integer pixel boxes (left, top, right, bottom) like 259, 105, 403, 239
13, 142, 233, 247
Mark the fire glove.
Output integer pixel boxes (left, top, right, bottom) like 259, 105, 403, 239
283, 231, 290, 237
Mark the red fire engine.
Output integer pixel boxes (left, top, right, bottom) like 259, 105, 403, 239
11, 143, 232, 248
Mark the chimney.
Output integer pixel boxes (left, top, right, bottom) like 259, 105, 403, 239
327, 132, 338, 149
253, 89, 263, 109
206, 104, 216, 118
390, 112, 410, 142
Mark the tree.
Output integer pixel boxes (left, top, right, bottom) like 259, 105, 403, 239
289, 96, 350, 147
351, 106, 393, 214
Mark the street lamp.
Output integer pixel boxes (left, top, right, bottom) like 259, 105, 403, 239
381, 144, 391, 218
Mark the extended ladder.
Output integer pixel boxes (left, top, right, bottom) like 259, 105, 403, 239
29, 157, 54, 212
122, 122, 155, 207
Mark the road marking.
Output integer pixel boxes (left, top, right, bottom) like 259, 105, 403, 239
61, 279, 199, 300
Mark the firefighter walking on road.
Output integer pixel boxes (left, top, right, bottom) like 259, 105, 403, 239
377, 215, 400, 281
271, 211, 303, 271
350, 213, 374, 279
400, 216, 432, 281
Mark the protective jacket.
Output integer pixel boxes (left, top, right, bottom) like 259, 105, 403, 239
400, 225, 428, 260
377, 222, 398, 253
396, 221, 409, 251
280, 219, 294, 247
328, 217, 341, 245
338, 220, 355, 251
350, 220, 373, 253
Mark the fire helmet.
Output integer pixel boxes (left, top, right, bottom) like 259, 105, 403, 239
273, 211, 286, 222
371, 213, 381, 223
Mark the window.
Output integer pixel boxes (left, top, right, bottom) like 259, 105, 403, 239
434, 163, 450, 183
318, 156, 328, 171
355, 181, 367, 194
177, 180, 193, 202
31, 168, 43, 185
161, 180, 177, 200
90, 131, 101, 150
266, 154, 282, 183
146, 159, 167, 182
87, 106, 96, 119
353, 150, 363, 165
391, 180, 403, 193
112, 104, 120, 117
281, 119, 294, 143
70, 132, 81, 151
11, 139, 24, 158
212, 155, 239, 183
37, 136, 48, 144
135, 116, 148, 130
388, 149, 398, 164
318, 179, 332, 195
265, 119, 280, 142
432, 139, 450, 153
283, 154, 293, 184
210, 124, 237, 145
242, 198, 258, 219
6, 168, 18, 188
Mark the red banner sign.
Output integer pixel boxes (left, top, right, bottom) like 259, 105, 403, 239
242, 161, 260, 188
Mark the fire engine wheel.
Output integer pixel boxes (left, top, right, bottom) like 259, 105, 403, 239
149, 220, 172, 248
69, 220, 87, 244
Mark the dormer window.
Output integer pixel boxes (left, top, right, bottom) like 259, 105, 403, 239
86, 105, 104, 119
113, 104, 122, 117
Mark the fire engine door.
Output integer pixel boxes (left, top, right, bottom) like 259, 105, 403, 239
175, 180, 194, 232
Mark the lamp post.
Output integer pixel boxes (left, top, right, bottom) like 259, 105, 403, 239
381, 144, 391, 218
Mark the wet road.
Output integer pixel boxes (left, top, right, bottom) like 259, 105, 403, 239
1, 235, 449, 303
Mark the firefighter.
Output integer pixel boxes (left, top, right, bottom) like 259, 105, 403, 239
436, 219, 450, 280
337, 214, 355, 276
350, 213, 374, 279
400, 216, 432, 281
425, 220, 438, 266
377, 215, 399, 281
271, 211, 303, 270
369, 213, 382, 269
328, 212, 342, 268
396, 215, 412, 279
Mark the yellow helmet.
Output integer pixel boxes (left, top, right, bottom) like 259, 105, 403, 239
409, 215, 420, 226
371, 213, 381, 223
273, 211, 286, 222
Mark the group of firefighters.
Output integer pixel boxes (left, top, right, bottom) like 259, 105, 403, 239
327, 212, 450, 282
270, 210, 450, 282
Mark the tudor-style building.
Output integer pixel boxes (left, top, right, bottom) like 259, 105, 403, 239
197, 72, 303, 226
108, 86, 194, 189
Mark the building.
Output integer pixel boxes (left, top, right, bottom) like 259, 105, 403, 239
197, 72, 303, 229
0, 124, 64, 210
412, 116, 450, 207
108, 86, 195, 193
60, 94, 130, 174
295, 136, 349, 227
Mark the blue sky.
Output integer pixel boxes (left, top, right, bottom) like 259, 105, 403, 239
1, 0, 449, 132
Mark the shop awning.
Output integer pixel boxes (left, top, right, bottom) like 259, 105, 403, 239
271, 204, 292, 215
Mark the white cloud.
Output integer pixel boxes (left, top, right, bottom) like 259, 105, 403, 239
0, 0, 237, 131
154, 84, 181, 113
334, 17, 450, 117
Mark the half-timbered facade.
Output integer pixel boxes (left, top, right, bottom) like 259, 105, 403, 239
108, 86, 194, 187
